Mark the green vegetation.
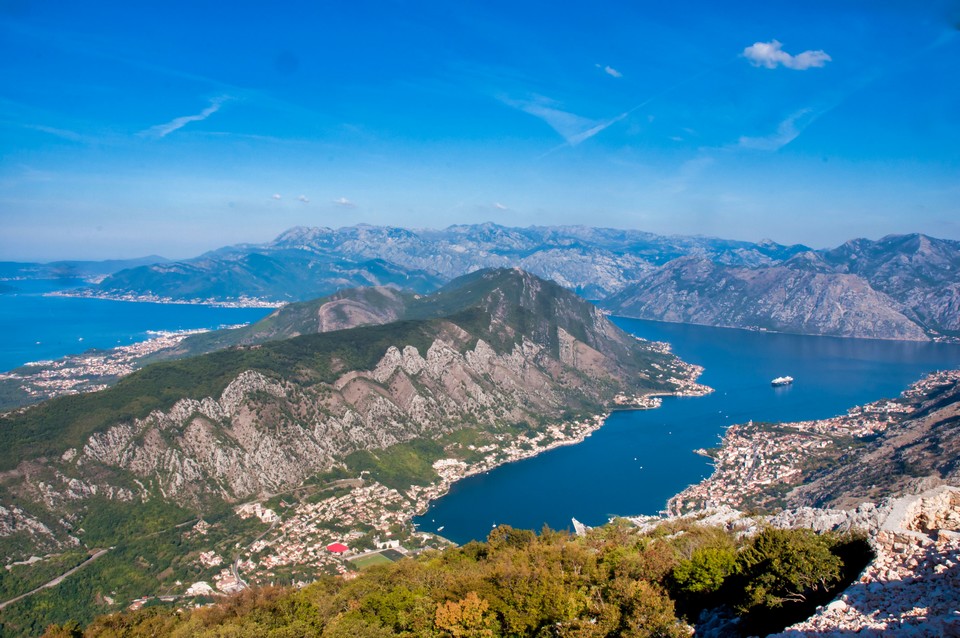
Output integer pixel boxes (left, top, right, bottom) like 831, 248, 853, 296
345, 440, 445, 491
0, 319, 444, 470
0, 498, 272, 637
40, 521, 871, 638
149, 287, 419, 361
0, 268, 675, 472
0, 551, 89, 602
1, 268, 690, 635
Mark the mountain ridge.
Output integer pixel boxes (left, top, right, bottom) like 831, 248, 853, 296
0, 268, 700, 562
73, 224, 960, 341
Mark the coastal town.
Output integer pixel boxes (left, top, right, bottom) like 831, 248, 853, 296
668, 369, 960, 515
178, 412, 615, 597
172, 381, 715, 601
0, 329, 213, 406
49, 288, 285, 309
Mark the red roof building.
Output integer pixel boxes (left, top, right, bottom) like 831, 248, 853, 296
326, 542, 349, 553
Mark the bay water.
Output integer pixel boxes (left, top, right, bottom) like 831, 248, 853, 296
414, 318, 960, 543
0, 279, 272, 372
4, 284, 959, 545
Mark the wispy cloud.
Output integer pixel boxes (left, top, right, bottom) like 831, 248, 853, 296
743, 40, 831, 70
502, 95, 627, 147
141, 96, 229, 138
297, 195, 310, 203
334, 197, 356, 208
493, 202, 508, 210
570, 112, 631, 146
596, 64, 623, 78
24, 124, 89, 143
272, 193, 282, 200
737, 109, 815, 150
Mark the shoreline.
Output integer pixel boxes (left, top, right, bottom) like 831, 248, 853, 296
0, 327, 244, 410
609, 313, 958, 344
205, 382, 715, 595
403, 384, 714, 539
664, 369, 960, 517
46, 289, 286, 309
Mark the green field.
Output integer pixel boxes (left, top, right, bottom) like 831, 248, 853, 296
349, 552, 395, 570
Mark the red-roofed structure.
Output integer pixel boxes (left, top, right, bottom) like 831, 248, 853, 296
326, 542, 349, 553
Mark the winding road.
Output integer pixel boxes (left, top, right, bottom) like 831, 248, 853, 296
0, 548, 110, 611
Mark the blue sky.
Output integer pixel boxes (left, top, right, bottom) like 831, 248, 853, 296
1, 0, 958, 260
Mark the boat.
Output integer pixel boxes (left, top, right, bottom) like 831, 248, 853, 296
771, 376, 794, 387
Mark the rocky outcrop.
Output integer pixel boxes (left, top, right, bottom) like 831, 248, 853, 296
0, 504, 70, 557
75, 333, 601, 505
773, 486, 960, 636
663, 370, 960, 633
606, 233, 960, 341
822, 233, 960, 336
603, 256, 930, 341
788, 372, 960, 509
1, 269, 699, 560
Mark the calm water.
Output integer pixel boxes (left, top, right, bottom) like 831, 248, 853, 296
414, 318, 960, 543
0, 279, 272, 372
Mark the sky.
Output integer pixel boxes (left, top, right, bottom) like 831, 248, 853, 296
1, 0, 958, 260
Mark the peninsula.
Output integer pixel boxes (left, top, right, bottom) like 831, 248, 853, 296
0, 269, 708, 633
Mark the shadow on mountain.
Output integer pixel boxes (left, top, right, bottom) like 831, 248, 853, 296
774, 559, 960, 636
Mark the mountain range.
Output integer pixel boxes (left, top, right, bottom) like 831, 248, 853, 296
0, 269, 695, 561
0, 256, 169, 283
76, 223, 802, 301
53, 224, 959, 341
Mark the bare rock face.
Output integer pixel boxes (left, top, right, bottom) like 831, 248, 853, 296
773, 487, 960, 636
604, 256, 930, 341
0, 504, 68, 557
34, 324, 638, 510
786, 375, 960, 510
0, 268, 695, 563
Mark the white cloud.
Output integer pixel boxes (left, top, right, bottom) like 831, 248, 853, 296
333, 197, 355, 208
595, 63, 622, 78
565, 112, 629, 146
141, 96, 229, 138
493, 202, 508, 210
502, 95, 627, 147
737, 109, 814, 151
272, 193, 282, 200
604, 65, 622, 78
743, 40, 831, 70
297, 195, 309, 203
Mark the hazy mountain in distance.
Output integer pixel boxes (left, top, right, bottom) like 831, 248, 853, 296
604, 233, 960, 341
89, 223, 807, 302
0, 255, 170, 282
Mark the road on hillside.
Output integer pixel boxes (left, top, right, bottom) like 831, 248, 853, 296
0, 548, 110, 611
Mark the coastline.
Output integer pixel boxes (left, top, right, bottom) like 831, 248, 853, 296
404, 377, 715, 528
0, 328, 235, 410
610, 313, 958, 344
665, 369, 960, 517
46, 289, 286, 309
206, 379, 715, 594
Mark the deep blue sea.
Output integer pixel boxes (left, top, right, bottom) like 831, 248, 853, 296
0, 279, 272, 372
414, 317, 960, 544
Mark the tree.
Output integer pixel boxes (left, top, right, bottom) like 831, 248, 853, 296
434, 592, 497, 638
671, 547, 737, 595
733, 528, 842, 611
